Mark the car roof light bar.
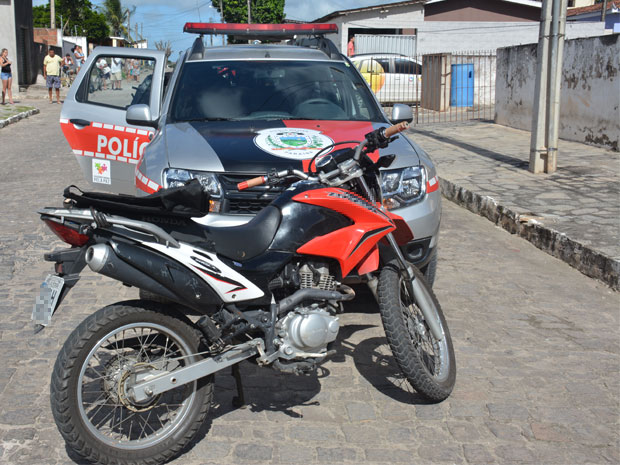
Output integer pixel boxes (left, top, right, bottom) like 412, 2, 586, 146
183, 22, 338, 37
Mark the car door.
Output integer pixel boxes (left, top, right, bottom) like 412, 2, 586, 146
393, 57, 422, 103
356, 57, 388, 103
60, 47, 166, 195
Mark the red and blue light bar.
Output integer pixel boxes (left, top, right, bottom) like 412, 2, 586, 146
183, 22, 338, 37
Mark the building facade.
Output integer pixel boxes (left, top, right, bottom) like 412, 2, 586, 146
0, 0, 37, 87
313, 0, 607, 55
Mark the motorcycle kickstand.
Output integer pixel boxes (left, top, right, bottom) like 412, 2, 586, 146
231, 363, 246, 409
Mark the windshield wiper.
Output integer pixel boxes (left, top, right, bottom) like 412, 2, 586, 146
180, 117, 238, 122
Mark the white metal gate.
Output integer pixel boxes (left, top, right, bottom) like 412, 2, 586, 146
354, 34, 417, 57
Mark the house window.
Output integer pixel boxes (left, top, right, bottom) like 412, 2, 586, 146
568, 0, 574, 7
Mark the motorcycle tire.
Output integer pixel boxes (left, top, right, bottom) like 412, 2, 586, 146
50, 300, 213, 465
378, 261, 455, 402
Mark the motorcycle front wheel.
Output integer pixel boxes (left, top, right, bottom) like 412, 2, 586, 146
378, 261, 456, 402
50, 300, 213, 465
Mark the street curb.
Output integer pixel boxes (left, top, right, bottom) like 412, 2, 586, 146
0, 108, 40, 129
439, 177, 620, 291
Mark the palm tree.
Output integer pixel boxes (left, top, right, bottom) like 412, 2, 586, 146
101, 0, 135, 40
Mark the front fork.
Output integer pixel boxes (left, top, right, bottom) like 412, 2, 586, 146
381, 232, 444, 342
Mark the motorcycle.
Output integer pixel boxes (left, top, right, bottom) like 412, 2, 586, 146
33, 123, 455, 465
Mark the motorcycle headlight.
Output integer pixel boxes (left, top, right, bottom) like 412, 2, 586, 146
163, 169, 222, 198
380, 166, 426, 210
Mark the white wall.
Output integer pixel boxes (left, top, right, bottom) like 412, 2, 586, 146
330, 7, 606, 55
328, 4, 424, 52
0, 2, 18, 87
416, 21, 605, 54
495, 34, 620, 150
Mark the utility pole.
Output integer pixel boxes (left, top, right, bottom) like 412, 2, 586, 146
530, 0, 552, 173
127, 9, 132, 43
50, 0, 56, 29
601, 0, 608, 23
529, 0, 567, 174
546, 0, 568, 172
247, 0, 251, 23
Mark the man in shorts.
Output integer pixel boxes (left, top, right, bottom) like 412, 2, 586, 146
43, 48, 63, 103
110, 57, 122, 90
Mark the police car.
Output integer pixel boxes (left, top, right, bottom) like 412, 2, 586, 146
59, 23, 441, 284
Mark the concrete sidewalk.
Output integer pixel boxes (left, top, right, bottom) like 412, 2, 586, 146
407, 122, 619, 290
0, 103, 39, 129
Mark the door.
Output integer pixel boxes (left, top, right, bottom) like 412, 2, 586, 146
356, 58, 388, 103
392, 57, 422, 103
60, 47, 166, 195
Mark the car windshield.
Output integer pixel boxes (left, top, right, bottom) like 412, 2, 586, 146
169, 60, 382, 122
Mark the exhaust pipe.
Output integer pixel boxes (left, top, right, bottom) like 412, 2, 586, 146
85, 244, 180, 302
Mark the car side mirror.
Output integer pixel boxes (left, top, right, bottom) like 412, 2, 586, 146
126, 104, 157, 129
390, 104, 413, 124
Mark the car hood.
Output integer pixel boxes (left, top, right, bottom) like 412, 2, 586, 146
164, 120, 420, 172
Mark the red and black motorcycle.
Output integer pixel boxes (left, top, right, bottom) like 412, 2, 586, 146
34, 123, 455, 465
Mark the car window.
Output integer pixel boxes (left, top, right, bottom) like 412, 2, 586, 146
79, 56, 156, 110
374, 58, 391, 73
169, 60, 382, 122
393, 58, 422, 75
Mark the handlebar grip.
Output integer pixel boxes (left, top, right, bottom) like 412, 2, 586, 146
383, 122, 409, 138
237, 176, 266, 191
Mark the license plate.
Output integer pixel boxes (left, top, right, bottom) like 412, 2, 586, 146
32, 274, 65, 326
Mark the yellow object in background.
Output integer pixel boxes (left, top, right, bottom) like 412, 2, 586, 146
358, 58, 386, 93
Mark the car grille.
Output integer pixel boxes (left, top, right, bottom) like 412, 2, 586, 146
218, 174, 285, 215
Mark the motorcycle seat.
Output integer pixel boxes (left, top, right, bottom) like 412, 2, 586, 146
202, 205, 281, 261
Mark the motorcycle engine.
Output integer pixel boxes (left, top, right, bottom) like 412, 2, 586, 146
275, 305, 339, 359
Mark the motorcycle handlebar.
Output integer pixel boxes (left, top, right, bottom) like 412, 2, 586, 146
383, 121, 409, 138
237, 176, 266, 191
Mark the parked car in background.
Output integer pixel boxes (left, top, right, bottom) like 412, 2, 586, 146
58, 24, 440, 285
351, 53, 422, 104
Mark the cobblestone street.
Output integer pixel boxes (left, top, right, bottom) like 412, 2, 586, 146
0, 104, 618, 464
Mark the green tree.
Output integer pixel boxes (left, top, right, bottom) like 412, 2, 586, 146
216, 0, 285, 24
101, 0, 135, 39
82, 10, 111, 43
33, 4, 58, 28
32, 1, 109, 43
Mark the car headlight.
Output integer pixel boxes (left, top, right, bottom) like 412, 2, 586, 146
380, 166, 426, 210
163, 168, 222, 198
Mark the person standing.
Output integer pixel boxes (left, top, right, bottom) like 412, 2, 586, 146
96, 57, 111, 90
347, 36, 355, 57
1, 48, 14, 105
110, 57, 122, 90
43, 48, 63, 104
62, 53, 74, 86
132, 59, 140, 82
73, 45, 85, 74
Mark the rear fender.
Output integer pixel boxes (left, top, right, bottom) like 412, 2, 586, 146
43, 246, 88, 310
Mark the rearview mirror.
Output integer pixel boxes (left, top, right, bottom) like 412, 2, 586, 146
126, 104, 157, 129
390, 104, 413, 124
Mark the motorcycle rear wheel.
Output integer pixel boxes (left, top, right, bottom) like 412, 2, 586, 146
378, 262, 455, 402
50, 300, 213, 465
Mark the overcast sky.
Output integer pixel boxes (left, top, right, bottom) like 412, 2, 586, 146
33, 0, 387, 55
